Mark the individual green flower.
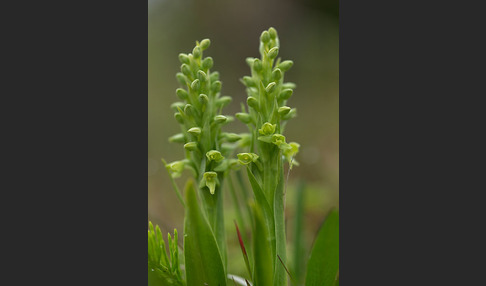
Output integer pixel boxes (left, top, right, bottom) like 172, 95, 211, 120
237, 153, 259, 165
272, 134, 286, 146
259, 122, 276, 135
283, 142, 300, 165
203, 171, 219, 195
206, 150, 224, 162
164, 160, 186, 178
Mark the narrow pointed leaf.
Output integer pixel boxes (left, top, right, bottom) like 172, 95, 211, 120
183, 180, 226, 286
305, 209, 339, 286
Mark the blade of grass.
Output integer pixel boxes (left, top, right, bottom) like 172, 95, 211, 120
234, 221, 252, 280
305, 209, 339, 286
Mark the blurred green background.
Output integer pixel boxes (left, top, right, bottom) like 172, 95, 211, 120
148, 0, 338, 277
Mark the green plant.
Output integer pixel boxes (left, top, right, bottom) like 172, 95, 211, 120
148, 28, 339, 286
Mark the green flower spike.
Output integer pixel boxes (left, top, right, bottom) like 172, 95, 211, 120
206, 150, 224, 162
237, 153, 260, 165
259, 122, 276, 135
203, 171, 219, 195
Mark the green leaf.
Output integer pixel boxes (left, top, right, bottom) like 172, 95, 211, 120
183, 180, 226, 286
305, 209, 339, 286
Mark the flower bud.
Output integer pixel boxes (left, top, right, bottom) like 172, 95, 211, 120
199, 38, 211, 50
272, 68, 282, 81
237, 153, 259, 165
260, 31, 270, 43
213, 115, 227, 124
211, 81, 222, 94
247, 97, 259, 111
282, 108, 297, 120
277, 60, 293, 72
238, 133, 252, 148
192, 46, 201, 59
184, 142, 198, 151
187, 127, 201, 137
199, 94, 209, 104
216, 96, 232, 108
267, 47, 279, 59
235, 112, 252, 124
253, 58, 262, 71
174, 113, 184, 124
265, 82, 277, 93
206, 150, 224, 162
246, 57, 256, 67
181, 64, 192, 76
268, 27, 278, 39
202, 57, 213, 70
221, 132, 241, 143
191, 79, 200, 91
197, 70, 207, 83
170, 102, 185, 112
168, 133, 185, 143
184, 104, 195, 117
242, 76, 256, 87
210, 71, 219, 82
178, 53, 190, 64
176, 88, 188, 100
282, 82, 297, 89
176, 73, 187, 85
259, 122, 276, 135
278, 89, 293, 100
278, 106, 291, 116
